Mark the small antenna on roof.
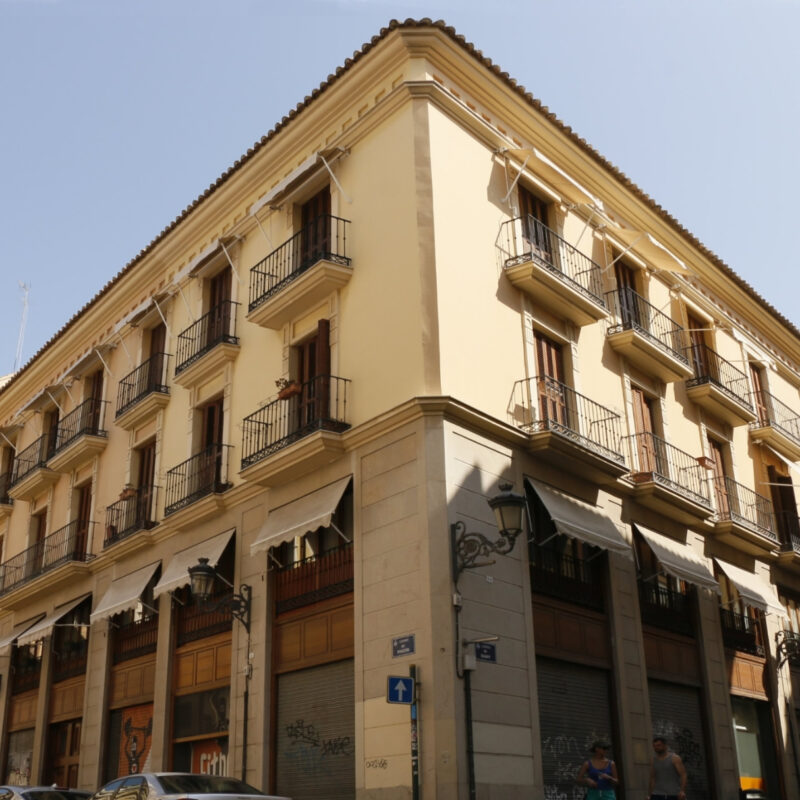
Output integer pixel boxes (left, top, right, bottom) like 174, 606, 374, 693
14, 282, 30, 373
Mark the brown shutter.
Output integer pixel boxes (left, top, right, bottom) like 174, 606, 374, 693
686, 313, 709, 377
707, 437, 728, 516
534, 332, 567, 426
751, 364, 768, 423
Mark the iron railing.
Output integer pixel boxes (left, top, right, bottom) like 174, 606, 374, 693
751, 390, 800, 448
112, 615, 159, 664
639, 581, 694, 636
776, 510, 800, 554
529, 548, 605, 611
52, 638, 89, 682
513, 376, 625, 465
498, 216, 605, 307
606, 287, 689, 366
10, 435, 51, 485
275, 545, 354, 614
164, 443, 231, 517
685, 342, 754, 413
52, 397, 107, 454
105, 485, 158, 547
175, 587, 233, 646
175, 300, 239, 375
249, 215, 351, 313
11, 646, 41, 695
241, 375, 350, 469
0, 471, 12, 505
116, 352, 170, 418
720, 608, 764, 656
713, 476, 777, 541
0, 520, 93, 595
625, 432, 710, 508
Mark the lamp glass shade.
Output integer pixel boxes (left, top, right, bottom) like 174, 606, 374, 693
188, 557, 216, 600
487, 483, 526, 536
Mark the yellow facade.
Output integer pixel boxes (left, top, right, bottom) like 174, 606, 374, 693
0, 19, 799, 799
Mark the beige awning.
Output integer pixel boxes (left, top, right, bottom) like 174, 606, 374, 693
635, 525, 719, 592
90, 562, 161, 623
16, 595, 91, 647
715, 558, 786, 618
0, 614, 45, 651
153, 529, 235, 598
605, 227, 687, 273
526, 478, 632, 558
252, 476, 352, 555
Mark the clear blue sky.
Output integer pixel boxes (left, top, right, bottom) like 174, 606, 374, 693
1, 0, 798, 375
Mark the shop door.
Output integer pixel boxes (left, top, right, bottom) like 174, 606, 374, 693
648, 680, 711, 799
537, 658, 614, 799
45, 718, 82, 787
276, 659, 355, 800
731, 696, 781, 796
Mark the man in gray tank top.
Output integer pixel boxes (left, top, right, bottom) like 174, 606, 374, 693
648, 736, 687, 800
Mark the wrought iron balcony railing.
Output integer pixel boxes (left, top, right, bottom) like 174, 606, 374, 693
639, 581, 694, 636
625, 432, 710, 508
0, 520, 93, 595
529, 548, 605, 611
241, 375, 350, 469
164, 443, 231, 517
52, 638, 89, 682
116, 352, 170, 418
11, 647, 41, 695
751, 390, 800, 447
720, 608, 764, 656
275, 545, 354, 614
10, 434, 51, 485
713, 476, 777, 541
175, 587, 233, 646
513, 376, 625, 465
685, 342, 754, 412
0, 471, 12, 505
606, 287, 689, 366
175, 300, 239, 375
105, 485, 158, 547
498, 215, 605, 307
249, 215, 351, 313
112, 615, 159, 664
52, 397, 107, 454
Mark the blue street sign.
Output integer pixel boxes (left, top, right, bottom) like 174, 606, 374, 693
392, 634, 416, 657
387, 676, 415, 704
475, 642, 497, 663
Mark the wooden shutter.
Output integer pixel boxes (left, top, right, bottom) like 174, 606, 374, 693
76, 484, 92, 554
750, 364, 768, 424
534, 332, 567, 426
632, 387, 657, 473
518, 187, 551, 261
707, 437, 729, 516
300, 187, 332, 267
137, 442, 157, 524
687, 313, 709, 377
615, 261, 640, 326
768, 465, 799, 547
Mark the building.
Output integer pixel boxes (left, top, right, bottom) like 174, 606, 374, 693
1, 18, 799, 800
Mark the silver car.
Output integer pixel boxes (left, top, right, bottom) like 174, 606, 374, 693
0, 788, 92, 800
90, 775, 289, 800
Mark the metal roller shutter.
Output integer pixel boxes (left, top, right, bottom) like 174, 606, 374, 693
276, 659, 355, 800
649, 679, 711, 800
537, 657, 614, 798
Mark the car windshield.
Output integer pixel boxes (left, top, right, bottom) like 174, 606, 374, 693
155, 777, 263, 796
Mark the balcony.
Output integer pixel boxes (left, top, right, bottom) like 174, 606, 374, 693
529, 548, 605, 611
248, 215, 352, 329
606, 288, 692, 382
275, 545, 354, 615
685, 343, 756, 425
0, 520, 93, 598
625, 432, 713, 523
240, 375, 350, 486
511, 377, 626, 484
104, 485, 158, 549
115, 353, 171, 430
499, 216, 606, 326
639, 581, 694, 636
173, 300, 240, 388
112, 615, 159, 664
8, 435, 59, 502
720, 608, 764, 656
48, 398, 108, 473
164, 443, 231, 520
10, 647, 41, 695
711, 476, 778, 555
0, 471, 12, 519
749, 391, 800, 461
175, 587, 232, 646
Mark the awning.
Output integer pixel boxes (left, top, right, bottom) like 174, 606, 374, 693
153, 529, 235, 598
16, 595, 91, 647
90, 562, 161, 623
605, 227, 687, 273
715, 558, 786, 618
635, 524, 719, 592
525, 478, 632, 558
0, 614, 45, 651
759, 443, 800, 484
56, 342, 116, 382
251, 476, 352, 555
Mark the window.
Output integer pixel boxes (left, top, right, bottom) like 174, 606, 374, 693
518, 185, 552, 262
44, 406, 60, 460
768, 465, 799, 548
299, 186, 332, 268
52, 597, 90, 681
205, 266, 233, 349
534, 330, 568, 426
707, 436, 730, 515
686, 312, 711, 378
631, 387, 663, 474
75, 482, 92, 552
614, 260, 641, 327
750, 363, 769, 424
717, 572, 763, 655
291, 319, 331, 429
30, 511, 48, 573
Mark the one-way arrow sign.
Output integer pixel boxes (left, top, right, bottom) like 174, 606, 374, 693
386, 675, 415, 704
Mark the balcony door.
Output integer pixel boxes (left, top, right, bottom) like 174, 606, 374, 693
137, 441, 156, 527
686, 313, 711, 379
45, 407, 60, 460
207, 267, 232, 347
197, 397, 224, 495
75, 484, 92, 557
534, 332, 568, 427
632, 388, 661, 474
615, 261, 641, 328
750, 364, 769, 425
519, 186, 552, 263
768, 465, 799, 549
300, 187, 331, 268
707, 437, 729, 517
30, 511, 47, 576
296, 319, 330, 429
148, 322, 167, 390
88, 369, 104, 432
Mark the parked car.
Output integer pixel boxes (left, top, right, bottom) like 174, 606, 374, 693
0, 788, 92, 800
90, 775, 289, 800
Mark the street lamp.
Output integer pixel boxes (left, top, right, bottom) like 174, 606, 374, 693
188, 557, 252, 633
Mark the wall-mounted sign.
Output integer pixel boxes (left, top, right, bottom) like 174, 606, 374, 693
392, 634, 415, 657
475, 642, 497, 663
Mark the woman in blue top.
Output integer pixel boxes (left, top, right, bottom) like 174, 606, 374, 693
576, 741, 619, 800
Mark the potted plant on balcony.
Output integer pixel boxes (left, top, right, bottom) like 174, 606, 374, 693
275, 377, 302, 400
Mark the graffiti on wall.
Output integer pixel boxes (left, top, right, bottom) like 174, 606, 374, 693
542, 730, 611, 800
